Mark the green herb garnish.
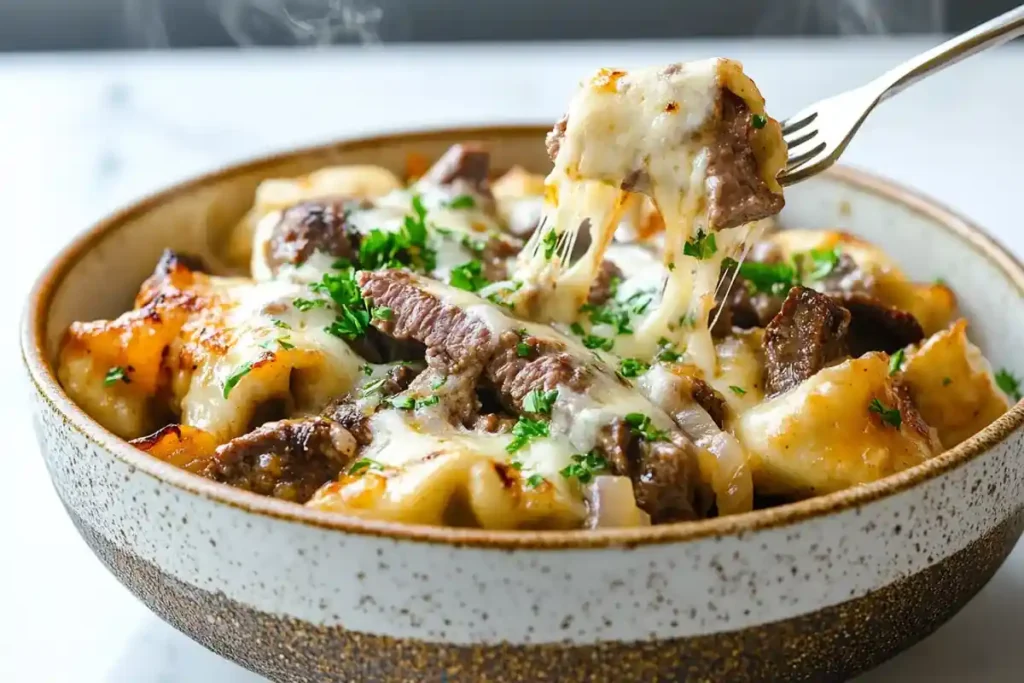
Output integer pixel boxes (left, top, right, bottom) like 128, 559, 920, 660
542, 230, 559, 260
103, 366, 128, 386
581, 334, 614, 352
506, 417, 550, 453
869, 398, 902, 429
431, 376, 447, 390
523, 389, 558, 415
619, 358, 650, 378
683, 230, 717, 260
271, 319, 291, 329
446, 194, 476, 209
729, 385, 747, 396
624, 412, 668, 441
559, 450, 608, 484
942, 377, 952, 386
656, 337, 682, 362
294, 297, 327, 311
751, 113, 768, 129
525, 474, 545, 489
996, 369, 1022, 402
805, 247, 841, 281
516, 341, 532, 358
738, 261, 797, 296
449, 259, 489, 292
888, 349, 906, 376
348, 458, 386, 475
223, 362, 254, 398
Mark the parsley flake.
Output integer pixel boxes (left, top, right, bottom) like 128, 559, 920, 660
683, 230, 717, 260
624, 412, 669, 441
869, 398, 902, 429
729, 385, 747, 396
559, 450, 609, 484
294, 298, 327, 312
525, 474, 545, 489
348, 458, 386, 475
619, 358, 650, 378
805, 247, 841, 281
103, 366, 128, 386
449, 260, 489, 293
739, 261, 797, 296
996, 369, 1022, 402
505, 417, 549, 453
751, 113, 768, 129
446, 194, 476, 209
523, 389, 558, 415
372, 306, 393, 321
223, 362, 254, 398
888, 349, 906, 376
542, 230, 559, 260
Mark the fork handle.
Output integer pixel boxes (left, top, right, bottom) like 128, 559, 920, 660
873, 5, 1024, 102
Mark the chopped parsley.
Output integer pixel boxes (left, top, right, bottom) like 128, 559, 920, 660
869, 398, 902, 429
581, 333, 613, 352
360, 364, 374, 376
387, 394, 439, 410
293, 297, 327, 311
624, 412, 669, 442
722, 256, 740, 271
516, 341, 532, 358
619, 358, 650, 378
541, 230, 560, 260
739, 261, 797, 296
260, 336, 295, 351
683, 230, 717, 260
729, 385, 747, 396
348, 458, 386, 475
559, 450, 609, 484
942, 376, 952, 386
431, 375, 447, 390
357, 195, 437, 273
751, 113, 768, 129
360, 377, 388, 396
103, 366, 128, 386
656, 337, 683, 362
677, 313, 696, 329
271, 319, 291, 330
223, 362, 254, 398
506, 417, 550, 453
449, 259, 489, 292
446, 194, 476, 209
525, 474, 545, 489
888, 348, 906, 376
804, 247, 841, 281
372, 306, 393, 321
995, 369, 1022, 402
325, 306, 372, 341
307, 268, 374, 341
523, 389, 558, 415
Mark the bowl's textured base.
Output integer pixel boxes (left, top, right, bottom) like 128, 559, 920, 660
68, 507, 1022, 683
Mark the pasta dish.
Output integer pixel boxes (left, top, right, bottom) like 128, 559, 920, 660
58, 58, 1017, 529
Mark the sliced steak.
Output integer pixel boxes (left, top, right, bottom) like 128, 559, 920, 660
680, 376, 727, 429
835, 292, 924, 356
486, 330, 591, 413
263, 199, 364, 273
596, 419, 701, 523
763, 286, 851, 396
587, 259, 625, 306
420, 143, 492, 197
706, 92, 785, 230
204, 417, 359, 503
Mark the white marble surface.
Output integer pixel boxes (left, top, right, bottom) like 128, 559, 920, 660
1, 39, 1022, 682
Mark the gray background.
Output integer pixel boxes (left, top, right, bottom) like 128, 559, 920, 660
1, 0, 1020, 51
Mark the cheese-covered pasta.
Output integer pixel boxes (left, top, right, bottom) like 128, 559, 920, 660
58, 58, 1017, 529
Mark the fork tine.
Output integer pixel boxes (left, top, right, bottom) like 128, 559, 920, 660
784, 129, 817, 150
781, 110, 817, 135
785, 141, 827, 170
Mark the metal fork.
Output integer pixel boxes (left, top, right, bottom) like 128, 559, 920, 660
779, 5, 1024, 186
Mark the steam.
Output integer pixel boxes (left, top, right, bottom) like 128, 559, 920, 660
215, 0, 384, 46
757, 0, 945, 35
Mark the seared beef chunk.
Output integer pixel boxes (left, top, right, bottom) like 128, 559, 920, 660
420, 143, 492, 197
474, 413, 517, 434
763, 286, 851, 396
587, 260, 625, 306
486, 330, 590, 413
204, 417, 359, 502
479, 235, 522, 282
264, 199, 363, 272
680, 376, 728, 429
377, 363, 419, 397
724, 281, 785, 331
835, 292, 924, 356
706, 92, 784, 230
154, 249, 207, 276
406, 362, 482, 427
892, 380, 936, 443
596, 419, 702, 523
546, 115, 568, 160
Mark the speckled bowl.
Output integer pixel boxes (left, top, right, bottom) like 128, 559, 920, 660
22, 126, 1024, 683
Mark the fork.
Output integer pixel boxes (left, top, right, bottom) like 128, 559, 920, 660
779, 5, 1024, 186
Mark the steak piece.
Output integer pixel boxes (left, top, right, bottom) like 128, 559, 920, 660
706, 91, 785, 230
486, 330, 591, 413
596, 419, 702, 523
204, 417, 359, 503
263, 199, 363, 273
763, 286, 851, 396
835, 292, 924, 356
420, 143, 492, 196
587, 259, 625, 306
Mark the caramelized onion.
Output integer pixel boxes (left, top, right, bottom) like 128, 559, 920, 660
583, 475, 652, 528
671, 402, 753, 515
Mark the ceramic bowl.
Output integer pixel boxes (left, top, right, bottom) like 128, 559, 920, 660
22, 126, 1024, 683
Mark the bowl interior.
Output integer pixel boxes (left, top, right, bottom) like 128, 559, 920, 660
28, 125, 1024, 545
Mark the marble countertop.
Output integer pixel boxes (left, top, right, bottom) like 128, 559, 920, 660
1, 38, 1023, 682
